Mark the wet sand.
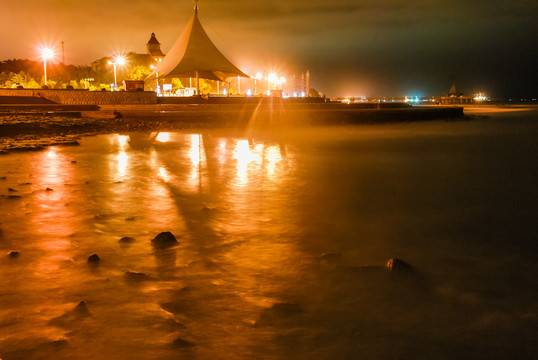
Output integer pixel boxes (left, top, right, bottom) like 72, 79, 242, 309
0, 106, 537, 359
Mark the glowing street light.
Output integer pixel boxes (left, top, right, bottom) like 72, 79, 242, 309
108, 55, 126, 88
41, 48, 54, 86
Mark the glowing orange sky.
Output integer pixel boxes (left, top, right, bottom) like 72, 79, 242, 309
0, 0, 536, 97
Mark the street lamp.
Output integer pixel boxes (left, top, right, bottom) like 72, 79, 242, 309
150, 64, 160, 94
108, 55, 126, 89
83, 78, 94, 89
253, 72, 262, 95
267, 72, 277, 96
42, 48, 54, 86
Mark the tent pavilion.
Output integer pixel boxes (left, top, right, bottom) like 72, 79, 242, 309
148, 2, 249, 95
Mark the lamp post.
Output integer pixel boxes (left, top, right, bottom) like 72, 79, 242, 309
267, 72, 276, 96
279, 76, 286, 91
254, 72, 262, 95
150, 65, 160, 94
108, 55, 125, 89
83, 78, 94, 89
42, 48, 54, 86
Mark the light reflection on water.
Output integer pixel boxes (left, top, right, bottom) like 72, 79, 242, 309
1, 117, 538, 359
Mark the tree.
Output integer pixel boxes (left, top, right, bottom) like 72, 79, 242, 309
171, 78, 183, 92
198, 79, 212, 95
11, 72, 25, 86
127, 65, 151, 80
46, 80, 57, 89
25, 79, 40, 89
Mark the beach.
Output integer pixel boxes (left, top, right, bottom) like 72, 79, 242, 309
1, 105, 537, 359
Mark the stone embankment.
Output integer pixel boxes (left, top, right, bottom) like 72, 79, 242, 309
0, 89, 157, 105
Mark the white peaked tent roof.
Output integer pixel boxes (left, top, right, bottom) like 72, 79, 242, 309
149, 6, 249, 81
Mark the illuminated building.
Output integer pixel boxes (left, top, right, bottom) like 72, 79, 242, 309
146, 33, 165, 59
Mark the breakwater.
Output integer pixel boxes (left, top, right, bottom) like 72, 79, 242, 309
0, 90, 464, 129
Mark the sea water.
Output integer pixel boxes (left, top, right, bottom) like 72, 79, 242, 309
0, 108, 537, 359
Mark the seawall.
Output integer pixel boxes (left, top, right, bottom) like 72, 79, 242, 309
0, 89, 157, 105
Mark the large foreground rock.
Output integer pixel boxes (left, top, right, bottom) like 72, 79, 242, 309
151, 232, 178, 248
386, 258, 413, 273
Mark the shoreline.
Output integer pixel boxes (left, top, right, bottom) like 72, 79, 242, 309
4, 100, 535, 153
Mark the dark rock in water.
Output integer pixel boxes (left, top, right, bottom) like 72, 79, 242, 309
50, 339, 69, 348
73, 301, 91, 317
255, 302, 303, 327
119, 236, 136, 243
172, 337, 196, 348
19, 182, 32, 186
124, 271, 153, 282
71, 160, 77, 164
0, 176, 6, 180
156, 318, 187, 331
125, 217, 136, 222
386, 258, 413, 272
9, 251, 20, 258
49, 301, 91, 327
7, 195, 22, 199
8, 188, 17, 192
319, 252, 342, 264
268, 302, 303, 317
46, 188, 54, 191
151, 232, 178, 248
87, 254, 100, 263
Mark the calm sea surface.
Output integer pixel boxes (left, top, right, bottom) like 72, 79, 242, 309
1, 108, 537, 359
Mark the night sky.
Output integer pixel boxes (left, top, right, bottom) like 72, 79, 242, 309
1, 0, 537, 98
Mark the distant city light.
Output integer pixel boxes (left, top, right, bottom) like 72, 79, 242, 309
473, 93, 487, 101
